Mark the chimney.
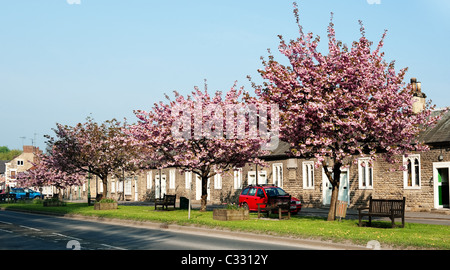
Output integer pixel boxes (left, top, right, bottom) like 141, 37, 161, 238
23, 145, 34, 153
411, 78, 426, 113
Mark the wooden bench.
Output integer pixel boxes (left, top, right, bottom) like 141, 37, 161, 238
358, 197, 406, 228
257, 196, 291, 220
155, 194, 176, 210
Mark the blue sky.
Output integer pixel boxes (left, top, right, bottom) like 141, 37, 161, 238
0, 0, 449, 151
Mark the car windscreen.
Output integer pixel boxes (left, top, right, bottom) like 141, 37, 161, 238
264, 187, 288, 197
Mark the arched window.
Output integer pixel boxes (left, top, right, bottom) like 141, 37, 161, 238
358, 158, 373, 189
404, 155, 421, 189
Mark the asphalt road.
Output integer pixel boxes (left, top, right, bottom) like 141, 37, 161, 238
0, 210, 318, 251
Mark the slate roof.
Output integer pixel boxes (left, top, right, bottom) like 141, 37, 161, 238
264, 107, 450, 159
418, 108, 450, 145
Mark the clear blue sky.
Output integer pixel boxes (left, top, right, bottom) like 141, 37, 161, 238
1, 0, 449, 151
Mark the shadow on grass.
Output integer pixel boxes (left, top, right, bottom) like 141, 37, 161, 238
356, 220, 405, 229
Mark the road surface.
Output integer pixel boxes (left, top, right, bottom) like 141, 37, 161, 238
0, 210, 321, 250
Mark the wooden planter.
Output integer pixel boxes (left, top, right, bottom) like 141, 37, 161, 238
213, 209, 249, 221
94, 202, 118, 210
43, 200, 66, 207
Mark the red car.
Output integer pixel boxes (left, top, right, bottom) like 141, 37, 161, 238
239, 185, 302, 214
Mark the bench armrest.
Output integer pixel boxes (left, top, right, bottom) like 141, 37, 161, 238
358, 207, 369, 213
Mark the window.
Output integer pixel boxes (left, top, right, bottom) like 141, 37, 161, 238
111, 181, 116, 193
185, 171, 192, 190
17, 160, 24, 166
124, 178, 132, 195
214, 174, 222, 189
272, 163, 283, 187
118, 180, 124, 192
248, 171, 267, 185
302, 161, 315, 189
234, 168, 242, 189
358, 158, 373, 189
146, 171, 152, 189
403, 155, 421, 189
257, 188, 264, 197
169, 169, 176, 189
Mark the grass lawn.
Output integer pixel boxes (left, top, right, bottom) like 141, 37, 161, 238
1, 201, 449, 250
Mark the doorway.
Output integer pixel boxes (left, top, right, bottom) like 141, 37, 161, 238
195, 175, 210, 201
434, 162, 450, 209
155, 174, 166, 199
322, 168, 350, 205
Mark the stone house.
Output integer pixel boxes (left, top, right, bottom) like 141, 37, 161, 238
80, 79, 449, 212
4, 145, 42, 189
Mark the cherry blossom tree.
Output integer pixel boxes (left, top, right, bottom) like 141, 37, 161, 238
16, 151, 84, 190
127, 82, 275, 211
44, 117, 137, 199
252, 3, 440, 220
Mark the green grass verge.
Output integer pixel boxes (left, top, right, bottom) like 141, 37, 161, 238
1, 202, 449, 250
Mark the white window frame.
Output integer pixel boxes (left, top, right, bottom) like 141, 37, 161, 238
214, 174, 222, 189
146, 171, 152, 189
124, 178, 132, 195
248, 170, 267, 185
302, 161, 315, 190
185, 171, 192, 190
272, 163, 283, 187
358, 158, 373, 189
233, 168, 243, 189
169, 169, 176, 190
17, 160, 24, 166
403, 154, 421, 189
111, 181, 116, 193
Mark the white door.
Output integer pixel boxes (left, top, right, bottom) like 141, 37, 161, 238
322, 168, 349, 205
155, 174, 166, 199
433, 162, 450, 209
195, 175, 210, 201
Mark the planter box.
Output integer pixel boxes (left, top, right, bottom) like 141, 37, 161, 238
43, 200, 66, 207
94, 202, 118, 210
213, 209, 249, 221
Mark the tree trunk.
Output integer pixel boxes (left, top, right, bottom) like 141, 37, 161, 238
327, 184, 339, 221
102, 176, 108, 199
323, 161, 342, 221
200, 175, 208, 212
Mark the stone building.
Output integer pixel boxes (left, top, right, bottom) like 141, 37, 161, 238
4, 145, 42, 189
80, 78, 449, 212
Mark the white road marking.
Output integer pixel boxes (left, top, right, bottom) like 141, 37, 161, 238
19, 225, 41, 231
52, 233, 82, 241
100, 243, 127, 250
0, 221, 12, 225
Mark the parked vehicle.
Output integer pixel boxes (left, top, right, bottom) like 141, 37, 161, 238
239, 185, 302, 214
10, 188, 42, 200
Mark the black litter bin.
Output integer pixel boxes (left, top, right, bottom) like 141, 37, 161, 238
180, 197, 189, 209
